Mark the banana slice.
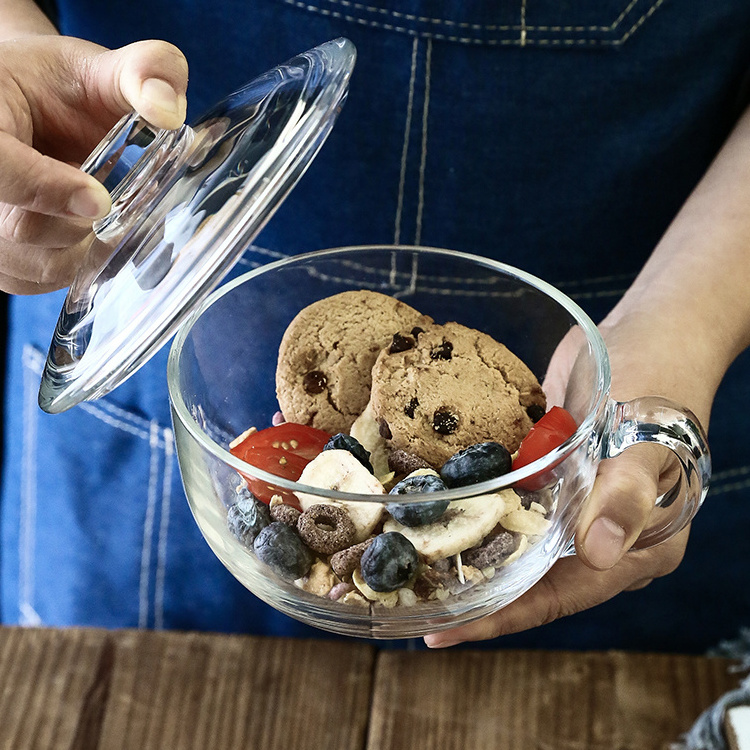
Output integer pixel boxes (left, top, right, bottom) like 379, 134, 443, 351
352, 568, 399, 607
500, 507, 551, 537
498, 492, 552, 537
383, 489, 517, 563
296, 449, 385, 542
349, 400, 390, 478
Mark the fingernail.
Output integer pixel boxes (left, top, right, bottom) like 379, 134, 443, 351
67, 186, 111, 219
424, 634, 458, 649
583, 517, 627, 569
140, 78, 186, 119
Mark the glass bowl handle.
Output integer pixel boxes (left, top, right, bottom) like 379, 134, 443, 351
603, 396, 711, 549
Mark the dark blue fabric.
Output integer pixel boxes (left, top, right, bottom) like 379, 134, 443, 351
3, 0, 750, 651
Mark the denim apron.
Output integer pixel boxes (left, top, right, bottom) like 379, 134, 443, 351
2, 0, 749, 651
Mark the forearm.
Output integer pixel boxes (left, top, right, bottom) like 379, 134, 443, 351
603, 104, 750, 412
0, 0, 57, 38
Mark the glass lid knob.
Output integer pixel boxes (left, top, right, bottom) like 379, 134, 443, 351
38, 38, 356, 414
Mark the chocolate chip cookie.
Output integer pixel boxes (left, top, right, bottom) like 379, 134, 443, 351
275, 290, 432, 434
369, 321, 546, 467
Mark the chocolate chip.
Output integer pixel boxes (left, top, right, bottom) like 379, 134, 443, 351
526, 403, 546, 423
389, 333, 415, 354
430, 340, 453, 360
432, 409, 459, 435
302, 370, 327, 394
404, 397, 419, 418
410, 326, 425, 338
378, 419, 392, 439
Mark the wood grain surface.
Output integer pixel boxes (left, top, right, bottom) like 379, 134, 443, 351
0, 627, 741, 750
367, 648, 739, 750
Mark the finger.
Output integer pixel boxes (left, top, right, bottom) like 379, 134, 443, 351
424, 533, 686, 648
0, 235, 93, 294
0, 132, 110, 219
625, 578, 654, 591
86, 40, 189, 130
424, 557, 615, 648
0, 203, 94, 246
575, 444, 663, 571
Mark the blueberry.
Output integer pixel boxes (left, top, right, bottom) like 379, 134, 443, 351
253, 522, 313, 581
324, 433, 373, 473
360, 532, 419, 592
226, 488, 271, 546
388, 474, 449, 526
440, 442, 512, 488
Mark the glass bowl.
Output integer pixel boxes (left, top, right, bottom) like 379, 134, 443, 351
167, 245, 709, 639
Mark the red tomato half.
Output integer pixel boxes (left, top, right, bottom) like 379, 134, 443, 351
231, 422, 331, 461
512, 406, 577, 490
230, 423, 331, 506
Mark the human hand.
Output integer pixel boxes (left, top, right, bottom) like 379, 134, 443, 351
424, 308, 713, 648
0, 35, 188, 294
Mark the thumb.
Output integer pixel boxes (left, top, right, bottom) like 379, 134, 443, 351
89, 40, 189, 130
575, 444, 666, 570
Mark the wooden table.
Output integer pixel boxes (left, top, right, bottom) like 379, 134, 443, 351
0, 626, 741, 750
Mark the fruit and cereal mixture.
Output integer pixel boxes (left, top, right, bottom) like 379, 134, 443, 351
226, 291, 577, 610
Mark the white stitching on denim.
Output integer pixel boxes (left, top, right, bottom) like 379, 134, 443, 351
80, 402, 154, 443
138, 421, 161, 628
709, 477, 750, 496
615, 0, 664, 44
526, 0, 642, 32
712, 465, 750, 482
299, 265, 632, 300
567, 288, 629, 300
275, 0, 664, 45
557, 273, 637, 288
21, 344, 175, 627
295, 0, 644, 32
240, 247, 635, 295
236, 258, 265, 270
22, 343, 159, 443
414, 37, 432, 247
236, 246, 289, 268
520, 0, 528, 46
304, 265, 402, 290
394, 36, 419, 246
389, 248, 398, 288
709, 465, 750, 495
403, 252, 420, 298
154, 427, 175, 630
90, 398, 153, 432
19, 347, 41, 626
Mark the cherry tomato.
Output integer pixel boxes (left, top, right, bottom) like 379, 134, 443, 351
231, 422, 331, 461
512, 406, 577, 490
230, 423, 331, 506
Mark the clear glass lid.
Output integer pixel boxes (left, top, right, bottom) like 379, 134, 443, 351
38, 38, 356, 414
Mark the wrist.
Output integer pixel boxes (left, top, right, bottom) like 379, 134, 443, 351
598, 304, 719, 430
0, 0, 59, 39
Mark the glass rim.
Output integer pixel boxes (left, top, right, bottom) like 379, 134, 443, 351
167, 244, 611, 502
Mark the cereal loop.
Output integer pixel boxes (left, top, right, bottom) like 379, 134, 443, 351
297, 504, 356, 555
